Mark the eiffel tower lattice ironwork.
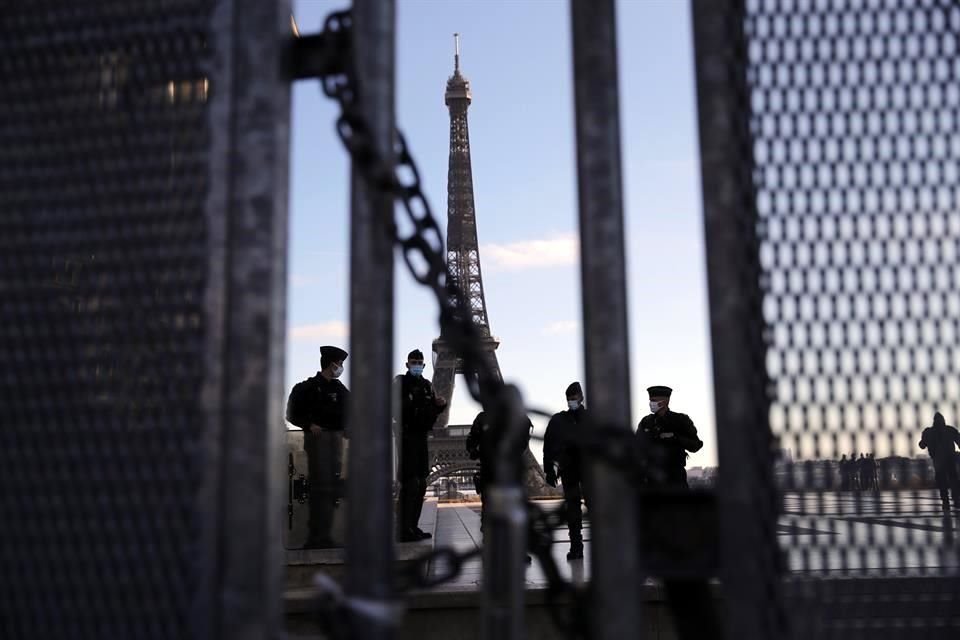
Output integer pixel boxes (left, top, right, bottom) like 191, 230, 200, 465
429, 35, 550, 495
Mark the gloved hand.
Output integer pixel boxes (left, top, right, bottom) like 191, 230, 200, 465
545, 469, 557, 487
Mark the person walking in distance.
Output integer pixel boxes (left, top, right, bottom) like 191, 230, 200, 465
543, 382, 590, 561
919, 412, 960, 514
285, 346, 350, 549
395, 349, 446, 541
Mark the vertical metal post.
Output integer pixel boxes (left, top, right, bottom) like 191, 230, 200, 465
481, 385, 527, 640
570, 1, 643, 637
691, 1, 784, 639
208, 1, 291, 638
345, 1, 396, 639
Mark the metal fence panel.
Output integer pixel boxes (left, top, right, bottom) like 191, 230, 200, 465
695, 0, 960, 638
0, 2, 289, 638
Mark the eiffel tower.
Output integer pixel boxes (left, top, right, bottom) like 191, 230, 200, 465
429, 35, 550, 495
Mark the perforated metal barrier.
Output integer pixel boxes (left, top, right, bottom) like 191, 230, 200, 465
0, 2, 290, 638
695, 1, 960, 638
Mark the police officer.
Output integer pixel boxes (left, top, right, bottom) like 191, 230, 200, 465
636, 386, 703, 488
285, 345, 350, 549
395, 349, 446, 542
466, 410, 533, 532
543, 382, 589, 561
919, 412, 960, 513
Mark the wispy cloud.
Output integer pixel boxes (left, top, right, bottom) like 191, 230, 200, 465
542, 320, 579, 336
482, 232, 579, 272
290, 321, 349, 341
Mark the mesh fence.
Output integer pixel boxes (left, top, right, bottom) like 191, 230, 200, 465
0, 2, 213, 637
739, 0, 960, 636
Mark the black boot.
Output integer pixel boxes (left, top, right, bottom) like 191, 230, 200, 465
399, 528, 421, 543
566, 542, 584, 561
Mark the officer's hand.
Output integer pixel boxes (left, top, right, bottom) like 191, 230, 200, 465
435, 395, 447, 407
658, 431, 674, 440
309, 424, 322, 434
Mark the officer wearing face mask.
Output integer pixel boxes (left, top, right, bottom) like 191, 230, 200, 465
395, 349, 447, 542
636, 386, 703, 488
286, 345, 350, 548
543, 381, 590, 560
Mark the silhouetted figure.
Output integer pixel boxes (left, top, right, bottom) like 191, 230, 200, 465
544, 382, 590, 561
636, 386, 716, 638
395, 349, 446, 542
851, 452, 862, 491
858, 454, 872, 493
839, 455, 851, 491
869, 453, 880, 491
466, 410, 534, 564
286, 345, 350, 549
919, 412, 960, 513
466, 410, 532, 532
636, 386, 703, 488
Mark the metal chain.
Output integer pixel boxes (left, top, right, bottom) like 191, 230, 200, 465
306, 9, 649, 640
317, 10, 649, 486
317, 10, 501, 409
394, 547, 483, 592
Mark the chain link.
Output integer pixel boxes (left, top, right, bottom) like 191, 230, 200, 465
318, 11, 500, 408
305, 9, 642, 639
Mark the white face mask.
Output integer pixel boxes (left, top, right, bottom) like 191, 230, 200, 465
567, 400, 580, 411
331, 363, 344, 378
649, 400, 662, 414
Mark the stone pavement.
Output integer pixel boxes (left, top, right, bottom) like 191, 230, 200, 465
426, 500, 590, 590
781, 490, 960, 574
424, 491, 960, 589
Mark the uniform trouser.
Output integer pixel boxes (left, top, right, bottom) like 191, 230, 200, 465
306, 430, 343, 545
667, 468, 688, 489
560, 471, 586, 546
399, 475, 428, 534
934, 460, 960, 509
475, 473, 502, 535
476, 475, 489, 533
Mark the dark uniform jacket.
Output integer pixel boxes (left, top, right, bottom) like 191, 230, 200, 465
466, 411, 532, 487
543, 407, 587, 480
286, 373, 350, 436
920, 423, 960, 467
636, 410, 703, 486
395, 373, 443, 479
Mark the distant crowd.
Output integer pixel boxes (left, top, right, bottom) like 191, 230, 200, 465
837, 453, 879, 491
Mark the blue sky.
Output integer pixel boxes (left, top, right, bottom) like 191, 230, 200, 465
287, 0, 717, 466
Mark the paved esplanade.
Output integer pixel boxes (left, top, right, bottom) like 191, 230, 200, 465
424, 491, 959, 590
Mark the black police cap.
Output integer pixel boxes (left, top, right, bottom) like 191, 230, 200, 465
647, 385, 672, 398
566, 381, 583, 398
320, 345, 348, 366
